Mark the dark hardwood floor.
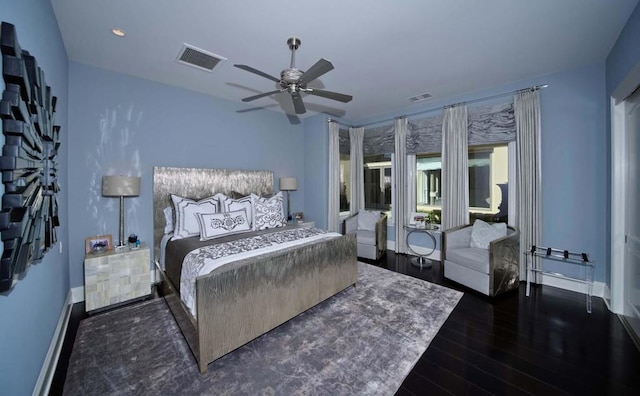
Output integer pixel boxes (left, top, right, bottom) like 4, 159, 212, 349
50, 251, 640, 395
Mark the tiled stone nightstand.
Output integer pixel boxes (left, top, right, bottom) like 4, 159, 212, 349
84, 244, 151, 312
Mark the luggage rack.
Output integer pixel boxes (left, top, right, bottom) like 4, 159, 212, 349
524, 245, 594, 313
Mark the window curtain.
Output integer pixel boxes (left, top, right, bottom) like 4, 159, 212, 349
507, 140, 517, 226
349, 127, 365, 214
394, 117, 408, 253
441, 104, 469, 230
327, 120, 340, 232
406, 153, 417, 242
514, 90, 542, 277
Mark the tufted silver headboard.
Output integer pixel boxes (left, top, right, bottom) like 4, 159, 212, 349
152, 166, 274, 262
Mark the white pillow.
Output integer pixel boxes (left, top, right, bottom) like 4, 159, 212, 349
163, 206, 174, 234
196, 209, 251, 241
220, 195, 254, 229
358, 210, 381, 231
469, 219, 507, 249
171, 194, 219, 240
251, 192, 286, 230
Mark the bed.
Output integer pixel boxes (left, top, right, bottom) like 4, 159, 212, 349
152, 166, 357, 374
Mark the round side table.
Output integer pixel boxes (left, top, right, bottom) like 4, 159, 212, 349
404, 224, 439, 269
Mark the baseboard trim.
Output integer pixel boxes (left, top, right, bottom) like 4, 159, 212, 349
539, 274, 605, 298
603, 284, 612, 311
33, 290, 73, 396
71, 286, 84, 303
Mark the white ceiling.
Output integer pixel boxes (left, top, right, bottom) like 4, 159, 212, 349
51, 0, 638, 122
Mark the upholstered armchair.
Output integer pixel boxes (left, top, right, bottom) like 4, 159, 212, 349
442, 221, 520, 296
342, 211, 387, 260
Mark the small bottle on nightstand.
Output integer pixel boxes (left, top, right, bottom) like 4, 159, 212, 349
128, 234, 139, 250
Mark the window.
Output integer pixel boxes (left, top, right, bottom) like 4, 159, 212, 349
414, 144, 509, 224
416, 154, 442, 222
417, 155, 442, 207
364, 154, 392, 218
469, 144, 509, 223
339, 153, 351, 215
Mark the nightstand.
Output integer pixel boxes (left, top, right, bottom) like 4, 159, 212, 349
297, 221, 315, 228
84, 244, 151, 312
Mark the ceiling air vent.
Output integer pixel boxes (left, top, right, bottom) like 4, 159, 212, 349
409, 92, 433, 103
177, 44, 227, 72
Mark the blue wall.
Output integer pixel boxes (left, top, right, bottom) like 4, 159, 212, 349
0, 0, 70, 394
303, 114, 330, 229
607, 3, 640, 93
67, 62, 305, 287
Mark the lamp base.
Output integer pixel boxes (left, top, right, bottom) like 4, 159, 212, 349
286, 190, 292, 223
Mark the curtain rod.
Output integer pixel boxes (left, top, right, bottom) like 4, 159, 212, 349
328, 84, 547, 129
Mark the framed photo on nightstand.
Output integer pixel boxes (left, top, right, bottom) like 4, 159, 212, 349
85, 234, 113, 254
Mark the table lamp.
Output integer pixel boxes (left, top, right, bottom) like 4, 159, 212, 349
102, 175, 140, 247
279, 177, 297, 222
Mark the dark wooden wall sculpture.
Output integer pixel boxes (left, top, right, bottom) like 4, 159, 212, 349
0, 22, 61, 293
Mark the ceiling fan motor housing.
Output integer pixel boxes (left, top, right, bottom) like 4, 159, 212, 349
281, 68, 304, 85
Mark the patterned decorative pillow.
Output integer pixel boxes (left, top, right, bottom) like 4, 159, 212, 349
196, 209, 251, 241
220, 195, 254, 229
171, 194, 219, 240
251, 192, 286, 230
163, 206, 174, 234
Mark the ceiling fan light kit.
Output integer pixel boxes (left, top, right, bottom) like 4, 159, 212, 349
234, 37, 352, 114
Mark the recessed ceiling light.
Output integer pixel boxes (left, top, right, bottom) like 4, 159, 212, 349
111, 29, 125, 37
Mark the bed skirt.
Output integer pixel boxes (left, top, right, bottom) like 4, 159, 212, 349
157, 232, 357, 374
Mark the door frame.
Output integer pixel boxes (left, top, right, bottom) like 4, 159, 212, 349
610, 60, 640, 314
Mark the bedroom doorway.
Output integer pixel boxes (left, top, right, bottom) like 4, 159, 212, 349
611, 61, 640, 349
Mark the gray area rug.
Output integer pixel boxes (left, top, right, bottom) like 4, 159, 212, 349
64, 263, 462, 395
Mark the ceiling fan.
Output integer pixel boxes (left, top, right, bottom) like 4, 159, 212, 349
234, 37, 352, 114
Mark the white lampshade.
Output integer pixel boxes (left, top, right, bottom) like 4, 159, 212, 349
102, 176, 140, 197
279, 177, 297, 191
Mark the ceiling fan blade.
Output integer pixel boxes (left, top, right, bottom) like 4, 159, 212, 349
241, 90, 282, 102
291, 92, 306, 114
306, 88, 353, 103
234, 64, 280, 83
300, 58, 334, 83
